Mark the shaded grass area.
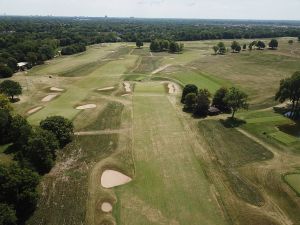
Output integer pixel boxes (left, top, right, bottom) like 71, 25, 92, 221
27, 134, 118, 225
82, 102, 124, 131
283, 173, 300, 196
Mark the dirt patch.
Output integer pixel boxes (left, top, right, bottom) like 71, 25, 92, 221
42, 94, 58, 102
50, 87, 64, 92
76, 104, 97, 110
151, 64, 171, 75
123, 82, 131, 92
98, 87, 115, 91
101, 202, 113, 213
101, 170, 132, 188
27, 106, 43, 115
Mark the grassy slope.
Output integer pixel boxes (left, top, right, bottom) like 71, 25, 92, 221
114, 82, 227, 225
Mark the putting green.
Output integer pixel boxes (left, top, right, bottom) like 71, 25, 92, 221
114, 82, 226, 225
284, 173, 300, 195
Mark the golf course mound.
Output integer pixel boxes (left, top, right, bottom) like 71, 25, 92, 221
76, 104, 97, 110
27, 106, 43, 115
101, 202, 113, 213
50, 87, 64, 92
42, 94, 58, 102
101, 170, 132, 188
98, 87, 115, 91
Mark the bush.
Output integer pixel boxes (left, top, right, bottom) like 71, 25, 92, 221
181, 84, 198, 103
0, 66, 13, 78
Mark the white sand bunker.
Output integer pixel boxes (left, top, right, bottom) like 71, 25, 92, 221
123, 82, 131, 92
101, 170, 132, 188
168, 83, 176, 94
76, 104, 97, 110
50, 87, 64, 92
101, 202, 113, 213
98, 87, 115, 91
42, 94, 58, 102
27, 106, 43, 115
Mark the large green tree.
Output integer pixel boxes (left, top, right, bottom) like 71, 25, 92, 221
136, 39, 143, 48
212, 87, 230, 112
40, 116, 74, 148
0, 80, 22, 101
256, 41, 266, 50
275, 71, 300, 119
193, 90, 210, 117
231, 41, 241, 53
183, 93, 196, 112
181, 84, 198, 103
0, 203, 17, 225
268, 39, 278, 49
224, 87, 249, 118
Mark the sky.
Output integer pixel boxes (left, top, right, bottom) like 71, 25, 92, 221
1, 0, 300, 20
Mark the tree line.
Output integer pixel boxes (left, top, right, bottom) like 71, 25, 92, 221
149, 39, 184, 53
213, 39, 279, 55
1, 16, 300, 78
0, 83, 74, 225
181, 85, 248, 119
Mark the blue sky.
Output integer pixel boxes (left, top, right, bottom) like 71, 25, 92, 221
1, 0, 300, 20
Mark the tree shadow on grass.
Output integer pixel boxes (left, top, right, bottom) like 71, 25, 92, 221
220, 117, 246, 128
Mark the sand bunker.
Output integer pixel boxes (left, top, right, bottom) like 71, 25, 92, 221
123, 82, 131, 92
50, 87, 64, 92
101, 202, 113, 213
168, 83, 176, 94
76, 104, 97, 110
101, 170, 132, 188
27, 106, 43, 115
98, 87, 115, 91
42, 94, 58, 102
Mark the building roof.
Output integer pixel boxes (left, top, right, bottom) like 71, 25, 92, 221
17, 62, 28, 67
208, 106, 220, 113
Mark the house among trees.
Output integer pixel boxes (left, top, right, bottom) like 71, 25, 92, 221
17, 62, 29, 71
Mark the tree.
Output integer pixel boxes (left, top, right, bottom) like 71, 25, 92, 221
213, 46, 219, 55
38, 45, 54, 60
0, 164, 39, 224
40, 116, 74, 148
268, 39, 278, 49
0, 65, 13, 78
212, 87, 230, 112
298, 36, 300, 42
0, 80, 22, 101
256, 41, 266, 50
150, 40, 161, 52
25, 129, 59, 174
193, 91, 210, 117
181, 84, 198, 103
231, 41, 241, 53
0, 203, 17, 225
243, 44, 247, 50
288, 40, 294, 45
183, 93, 196, 112
169, 42, 180, 53
224, 87, 249, 119
160, 40, 170, 50
9, 115, 32, 150
0, 94, 12, 111
136, 39, 143, 48
7, 58, 18, 72
275, 71, 300, 119
0, 109, 12, 144
217, 42, 226, 55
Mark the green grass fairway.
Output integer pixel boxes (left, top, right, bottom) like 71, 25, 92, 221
28, 54, 137, 125
114, 82, 227, 225
268, 131, 298, 145
284, 173, 300, 195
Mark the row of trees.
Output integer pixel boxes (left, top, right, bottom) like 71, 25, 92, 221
150, 39, 184, 53
181, 85, 248, 118
275, 71, 300, 119
213, 39, 279, 55
0, 93, 74, 224
61, 43, 86, 55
